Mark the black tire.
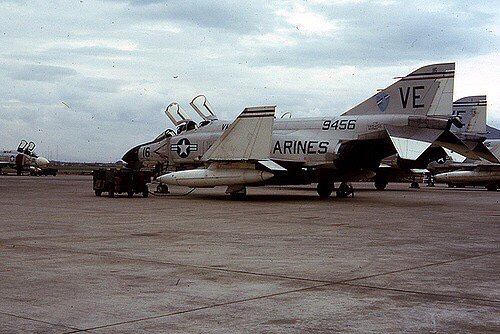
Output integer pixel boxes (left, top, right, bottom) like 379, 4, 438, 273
229, 192, 246, 200
156, 184, 169, 193
95, 190, 102, 197
127, 191, 134, 197
486, 184, 498, 191
374, 179, 387, 190
317, 182, 334, 198
229, 187, 246, 200
142, 185, 149, 198
336, 182, 354, 198
108, 186, 115, 198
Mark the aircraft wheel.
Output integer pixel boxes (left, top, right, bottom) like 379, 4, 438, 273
486, 184, 498, 191
229, 187, 246, 200
156, 184, 169, 193
230, 192, 246, 200
317, 182, 334, 198
447, 183, 454, 188
374, 178, 388, 190
336, 182, 354, 198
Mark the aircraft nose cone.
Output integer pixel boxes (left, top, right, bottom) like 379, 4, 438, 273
122, 145, 140, 164
36, 157, 49, 167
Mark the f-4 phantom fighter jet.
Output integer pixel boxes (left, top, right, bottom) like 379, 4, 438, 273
428, 96, 500, 191
375, 95, 499, 189
0, 140, 50, 175
124, 63, 497, 198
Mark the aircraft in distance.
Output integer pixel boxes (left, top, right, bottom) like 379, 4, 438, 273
429, 96, 500, 191
0, 140, 50, 175
124, 63, 498, 198
433, 163, 500, 191
419, 96, 500, 191
375, 95, 499, 189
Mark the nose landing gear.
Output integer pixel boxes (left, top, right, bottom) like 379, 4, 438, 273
156, 183, 170, 194
316, 181, 354, 198
336, 182, 354, 198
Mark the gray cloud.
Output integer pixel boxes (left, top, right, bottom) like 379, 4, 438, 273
9, 64, 77, 82
111, 0, 275, 33
0, 0, 498, 162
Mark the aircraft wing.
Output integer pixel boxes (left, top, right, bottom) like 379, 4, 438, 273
385, 125, 442, 160
385, 124, 499, 163
158, 106, 280, 188
470, 142, 500, 163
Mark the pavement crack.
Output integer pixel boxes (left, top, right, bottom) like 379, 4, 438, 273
7, 243, 499, 287
0, 310, 85, 332
63, 283, 332, 333
339, 283, 500, 304
333, 250, 500, 284
6, 243, 332, 284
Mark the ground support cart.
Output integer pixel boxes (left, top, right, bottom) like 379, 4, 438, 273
93, 168, 153, 198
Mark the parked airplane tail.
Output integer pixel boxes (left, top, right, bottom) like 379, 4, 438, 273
342, 63, 455, 116
452, 95, 487, 134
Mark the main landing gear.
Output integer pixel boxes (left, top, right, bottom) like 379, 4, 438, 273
316, 181, 354, 198
374, 176, 388, 190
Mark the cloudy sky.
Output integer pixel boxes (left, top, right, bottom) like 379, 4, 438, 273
1, 0, 498, 162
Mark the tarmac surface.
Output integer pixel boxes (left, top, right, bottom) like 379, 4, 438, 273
0, 175, 498, 333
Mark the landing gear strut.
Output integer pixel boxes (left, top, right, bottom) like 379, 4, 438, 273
336, 182, 354, 198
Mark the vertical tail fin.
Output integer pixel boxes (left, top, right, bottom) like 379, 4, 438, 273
452, 96, 487, 134
342, 63, 455, 116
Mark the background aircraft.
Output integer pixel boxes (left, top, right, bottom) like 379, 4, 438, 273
376, 95, 500, 190
0, 140, 50, 175
422, 96, 500, 191
123, 63, 497, 198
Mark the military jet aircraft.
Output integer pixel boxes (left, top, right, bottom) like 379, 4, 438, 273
124, 63, 497, 198
375, 95, 498, 189
0, 140, 50, 175
417, 95, 500, 191
430, 97, 500, 191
